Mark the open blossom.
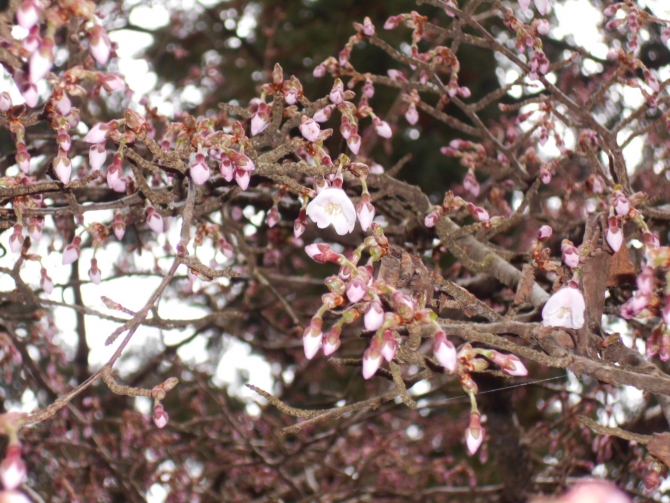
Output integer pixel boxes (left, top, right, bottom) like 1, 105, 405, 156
542, 286, 586, 329
433, 331, 457, 372
306, 187, 357, 235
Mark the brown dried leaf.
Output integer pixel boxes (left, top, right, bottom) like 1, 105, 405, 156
647, 432, 670, 469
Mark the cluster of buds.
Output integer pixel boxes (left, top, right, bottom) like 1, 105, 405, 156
150, 377, 179, 429
424, 190, 497, 229
0, 412, 29, 501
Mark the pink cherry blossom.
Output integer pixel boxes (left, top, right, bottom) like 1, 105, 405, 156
329, 79, 345, 104
9, 226, 24, 254
305, 243, 331, 263
234, 169, 250, 190
380, 331, 397, 362
542, 286, 586, 329
537, 19, 550, 35
561, 244, 580, 268
220, 154, 234, 181
306, 187, 357, 235
0, 447, 26, 488
40, 269, 53, 294
20, 82, 38, 107
534, 0, 549, 15
250, 112, 269, 136
313, 105, 333, 123
558, 480, 630, 503
322, 329, 341, 356
113, 213, 126, 240
518, 0, 531, 11
356, 193, 375, 231
347, 133, 361, 155
490, 352, 528, 376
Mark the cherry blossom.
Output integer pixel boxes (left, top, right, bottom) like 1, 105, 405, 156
306, 187, 357, 235
541, 286, 586, 329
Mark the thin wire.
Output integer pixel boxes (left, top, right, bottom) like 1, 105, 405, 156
440, 375, 567, 403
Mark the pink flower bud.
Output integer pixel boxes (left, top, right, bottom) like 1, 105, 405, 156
356, 193, 375, 231
53, 154, 71, 184
62, 237, 81, 265
29, 37, 54, 83
107, 163, 121, 189
230, 151, 255, 171
536, 19, 550, 35
405, 103, 419, 125
373, 117, 392, 138
303, 318, 323, 360
234, 169, 250, 190
424, 209, 441, 228
54, 93, 71, 115
606, 222, 623, 253
313, 105, 333, 123
294, 210, 307, 238
490, 352, 528, 376
467, 203, 489, 222
189, 153, 211, 185
9, 225, 24, 253
614, 193, 630, 216
380, 330, 397, 362
152, 404, 169, 429
89, 25, 112, 65
534, 0, 549, 15
305, 243, 331, 263
362, 341, 382, 379
146, 207, 164, 234
266, 207, 280, 228
313, 64, 326, 78
219, 153, 234, 181
384, 15, 404, 30
537, 225, 553, 241
88, 259, 101, 285
347, 133, 361, 155
561, 243, 580, 268
83, 123, 109, 143
40, 268, 53, 294
362, 79, 374, 98
0, 92, 12, 112
16, 0, 40, 30
465, 411, 485, 455
463, 171, 480, 197
100, 73, 125, 92
329, 79, 345, 104
364, 299, 384, 331
299, 116, 321, 142
0, 445, 26, 491
433, 331, 457, 372
89, 143, 107, 170
322, 331, 341, 356
346, 277, 367, 303
112, 213, 126, 240
26, 218, 41, 242
250, 112, 269, 136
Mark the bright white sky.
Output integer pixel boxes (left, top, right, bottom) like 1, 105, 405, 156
1, 1, 670, 500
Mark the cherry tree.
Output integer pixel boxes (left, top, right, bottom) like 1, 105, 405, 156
1, 0, 670, 501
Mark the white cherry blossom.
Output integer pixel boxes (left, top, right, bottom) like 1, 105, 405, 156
306, 187, 356, 235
